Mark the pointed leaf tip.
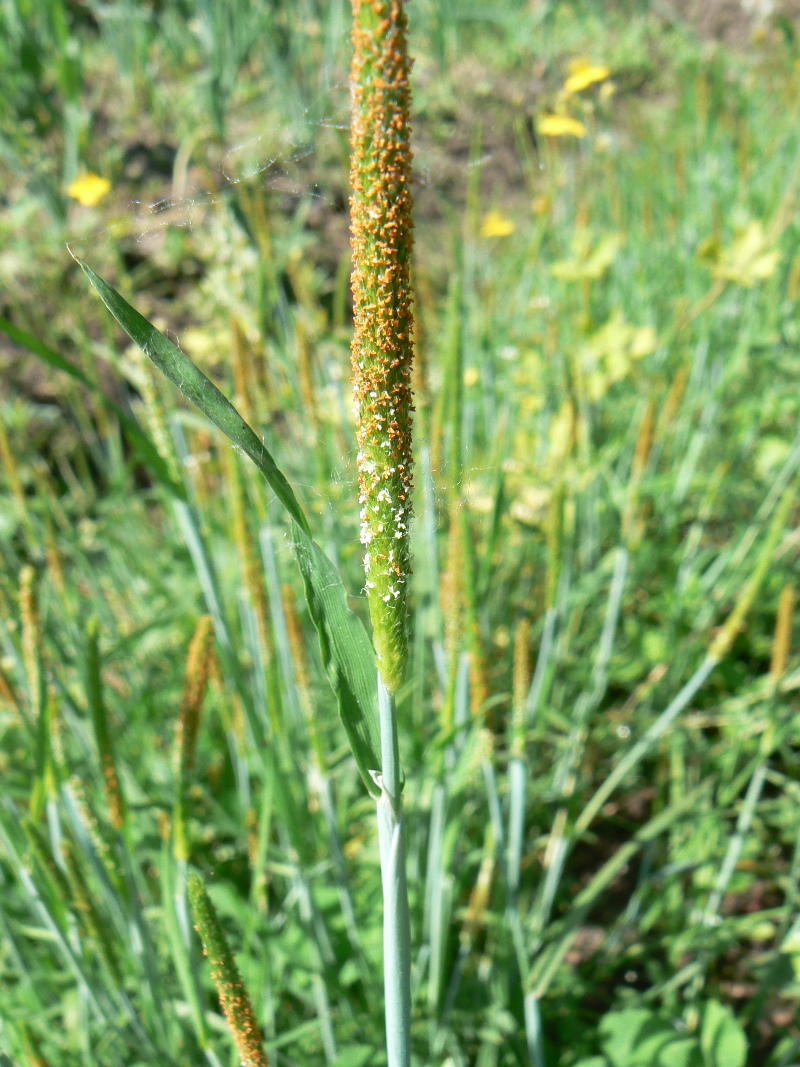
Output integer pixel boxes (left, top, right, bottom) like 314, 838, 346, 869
78, 258, 310, 535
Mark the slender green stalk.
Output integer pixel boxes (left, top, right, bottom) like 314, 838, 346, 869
61, 838, 122, 984
22, 566, 56, 821
377, 675, 412, 1067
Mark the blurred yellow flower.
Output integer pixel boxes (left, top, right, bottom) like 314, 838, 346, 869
551, 230, 623, 281
578, 312, 658, 401
564, 64, 610, 94
463, 367, 481, 387
710, 221, 781, 287
538, 114, 587, 138
511, 484, 552, 527
67, 173, 111, 207
480, 211, 515, 238
630, 325, 658, 359
567, 56, 591, 74
548, 400, 576, 465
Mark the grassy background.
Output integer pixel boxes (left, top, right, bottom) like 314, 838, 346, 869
3, 1, 800, 1065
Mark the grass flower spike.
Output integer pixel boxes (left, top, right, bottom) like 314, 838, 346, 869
86, 618, 126, 832
173, 615, 215, 861
188, 872, 268, 1067
19, 566, 43, 722
350, 0, 415, 693
174, 615, 215, 781
350, 6, 415, 1065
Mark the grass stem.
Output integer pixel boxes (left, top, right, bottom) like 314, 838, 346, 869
377, 672, 411, 1067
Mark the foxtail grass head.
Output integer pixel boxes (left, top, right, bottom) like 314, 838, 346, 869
86, 617, 126, 832
19, 565, 43, 721
188, 871, 268, 1067
173, 615, 215, 861
174, 614, 215, 780
350, 0, 415, 692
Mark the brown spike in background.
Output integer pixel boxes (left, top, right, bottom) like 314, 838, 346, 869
770, 583, 794, 681
175, 615, 215, 779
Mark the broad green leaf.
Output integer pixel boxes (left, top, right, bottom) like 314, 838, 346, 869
29, 695, 53, 822
0, 314, 182, 496
700, 1001, 746, 1067
80, 262, 382, 796
600, 1010, 702, 1067
600, 1010, 656, 1066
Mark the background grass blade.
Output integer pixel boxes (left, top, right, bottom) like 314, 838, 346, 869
0, 315, 183, 495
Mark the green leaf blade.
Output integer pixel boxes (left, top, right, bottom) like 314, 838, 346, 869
78, 259, 309, 535
80, 261, 382, 795
700, 1001, 746, 1067
600, 1010, 702, 1067
0, 314, 182, 496
293, 525, 381, 796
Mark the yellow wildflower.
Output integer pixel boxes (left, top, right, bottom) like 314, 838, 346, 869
511, 485, 551, 528
578, 312, 658, 401
480, 211, 515, 238
463, 367, 480, 387
630, 325, 658, 360
67, 173, 111, 207
710, 221, 781, 287
538, 114, 587, 139
564, 64, 610, 94
567, 56, 591, 74
548, 400, 576, 465
551, 230, 622, 282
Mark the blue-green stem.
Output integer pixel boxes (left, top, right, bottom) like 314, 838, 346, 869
377, 672, 411, 1067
